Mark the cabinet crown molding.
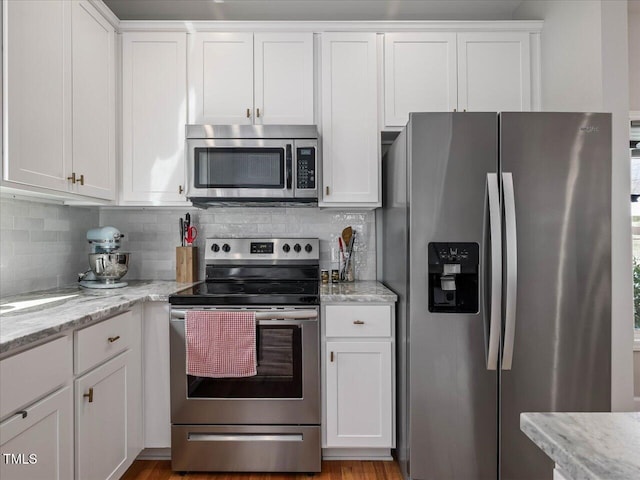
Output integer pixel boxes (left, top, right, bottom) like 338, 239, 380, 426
116, 20, 543, 34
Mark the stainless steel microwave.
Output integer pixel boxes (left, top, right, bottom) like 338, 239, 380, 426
186, 125, 318, 206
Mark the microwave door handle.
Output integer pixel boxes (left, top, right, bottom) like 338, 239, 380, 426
286, 144, 293, 190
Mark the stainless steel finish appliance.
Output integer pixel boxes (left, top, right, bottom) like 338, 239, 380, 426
380, 112, 611, 480
78, 226, 130, 289
168, 237, 321, 473
186, 125, 318, 206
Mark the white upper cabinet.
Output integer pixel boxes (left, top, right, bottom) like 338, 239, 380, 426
2, 0, 115, 200
189, 33, 254, 125
254, 33, 314, 125
384, 30, 535, 128
3, 0, 72, 192
188, 32, 314, 125
121, 32, 188, 204
320, 33, 380, 207
457, 32, 531, 112
384, 33, 457, 126
71, 0, 115, 200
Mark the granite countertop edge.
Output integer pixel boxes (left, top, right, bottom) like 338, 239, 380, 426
319, 280, 398, 302
520, 412, 640, 480
0, 281, 197, 356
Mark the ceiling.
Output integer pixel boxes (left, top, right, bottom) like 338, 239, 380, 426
102, 0, 527, 22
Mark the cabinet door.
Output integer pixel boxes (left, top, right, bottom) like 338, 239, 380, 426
121, 32, 188, 204
0, 386, 73, 480
254, 33, 314, 125
3, 0, 72, 193
75, 351, 129, 480
189, 32, 254, 124
320, 33, 379, 206
384, 33, 457, 126
71, 0, 115, 200
325, 341, 392, 447
457, 32, 531, 112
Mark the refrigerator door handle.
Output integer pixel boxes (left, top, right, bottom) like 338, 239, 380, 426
486, 173, 501, 371
502, 172, 518, 370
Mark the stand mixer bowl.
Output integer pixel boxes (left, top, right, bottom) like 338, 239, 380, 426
88, 253, 130, 282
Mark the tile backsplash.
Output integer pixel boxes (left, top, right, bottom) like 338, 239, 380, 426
0, 198, 376, 296
0, 196, 99, 296
99, 207, 376, 281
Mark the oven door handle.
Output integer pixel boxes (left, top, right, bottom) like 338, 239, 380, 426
170, 309, 318, 322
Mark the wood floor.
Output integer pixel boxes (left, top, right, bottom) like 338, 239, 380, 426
121, 460, 403, 480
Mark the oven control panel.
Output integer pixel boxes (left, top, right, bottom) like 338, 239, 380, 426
206, 238, 320, 262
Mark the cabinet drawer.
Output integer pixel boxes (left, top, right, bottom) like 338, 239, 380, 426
325, 305, 391, 337
0, 336, 72, 420
74, 310, 133, 374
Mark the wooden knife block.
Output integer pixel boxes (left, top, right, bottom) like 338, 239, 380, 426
176, 247, 198, 282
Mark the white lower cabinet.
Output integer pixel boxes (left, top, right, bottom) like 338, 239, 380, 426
325, 341, 392, 447
73, 308, 142, 480
322, 303, 395, 458
0, 386, 73, 480
75, 352, 130, 480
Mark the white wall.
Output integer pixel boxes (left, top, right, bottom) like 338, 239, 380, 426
0, 196, 98, 296
514, 0, 634, 411
630, 4, 640, 112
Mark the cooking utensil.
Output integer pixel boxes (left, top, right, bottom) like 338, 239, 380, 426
185, 225, 198, 245
338, 237, 346, 279
185, 212, 191, 231
179, 218, 184, 247
341, 226, 353, 249
343, 231, 357, 282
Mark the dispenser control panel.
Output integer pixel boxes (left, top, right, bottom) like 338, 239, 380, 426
429, 243, 479, 266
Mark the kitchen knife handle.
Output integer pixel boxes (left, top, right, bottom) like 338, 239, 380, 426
502, 172, 518, 370
486, 173, 501, 371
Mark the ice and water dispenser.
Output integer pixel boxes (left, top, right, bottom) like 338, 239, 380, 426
428, 242, 479, 313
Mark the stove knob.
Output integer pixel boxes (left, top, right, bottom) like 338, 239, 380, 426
222, 243, 231, 253
305, 243, 313, 253
294, 243, 302, 253
211, 243, 220, 252
282, 243, 291, 253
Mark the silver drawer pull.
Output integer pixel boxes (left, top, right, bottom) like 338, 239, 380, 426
188, 433, 303, 442
108, 336, 120, 343
353, 320, 365, 325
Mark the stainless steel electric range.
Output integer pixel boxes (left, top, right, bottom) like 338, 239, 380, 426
168, 238, 321, 473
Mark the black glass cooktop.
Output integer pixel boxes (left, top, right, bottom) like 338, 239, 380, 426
170, 263, 320, 306
169, 281, 319, 306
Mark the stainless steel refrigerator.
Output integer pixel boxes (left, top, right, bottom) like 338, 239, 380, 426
380, 112, 611, 480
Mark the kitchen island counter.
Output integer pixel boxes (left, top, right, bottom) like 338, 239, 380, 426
520, 412, 640, 480
0, 280, 197, 355
320, 280, 397, 303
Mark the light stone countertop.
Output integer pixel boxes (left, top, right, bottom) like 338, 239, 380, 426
320, 281, 397, 302
520, 412, 640, 480
0, 280, 197, 356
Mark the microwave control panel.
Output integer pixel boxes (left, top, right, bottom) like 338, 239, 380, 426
296, 147, 316, 190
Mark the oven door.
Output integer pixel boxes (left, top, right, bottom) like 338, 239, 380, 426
186, 139, 294, 199
170, 306, 319, 425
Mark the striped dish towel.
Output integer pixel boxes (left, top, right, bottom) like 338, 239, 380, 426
185, 310, 257, 378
